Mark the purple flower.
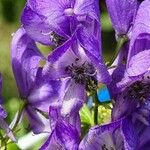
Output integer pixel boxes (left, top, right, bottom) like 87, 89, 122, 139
21, 0, 100, 46
40, 120, 80, 150
111, 49, 150, 149
127, 0, 150, 62
41, 117, 138, 149
40, 105, 80, 150
112, 49, 150, 120
42, 35, 110, 118
79, 118, 138, 150
106, 0, 138, 37
11, 28, 62, 133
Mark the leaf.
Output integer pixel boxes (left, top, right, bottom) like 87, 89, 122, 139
80, 104, 94, 126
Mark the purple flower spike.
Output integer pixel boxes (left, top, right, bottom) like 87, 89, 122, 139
106, 0, 138, 36
21, 0, 100, 45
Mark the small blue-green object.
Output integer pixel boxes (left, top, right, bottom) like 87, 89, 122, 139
97, 86, 111, 103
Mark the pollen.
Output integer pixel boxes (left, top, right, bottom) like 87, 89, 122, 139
65, 59, 97, 89
127, 80, 150, 101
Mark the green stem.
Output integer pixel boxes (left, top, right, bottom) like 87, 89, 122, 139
93, 91, 99, 125
108, 35, 128, 66
0, 131, 7, 149
12, 101, 26, 131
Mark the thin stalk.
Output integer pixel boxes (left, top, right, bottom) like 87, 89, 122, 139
93, 91, 99, 125
12, 101, 26, 131
108, 36, 128, 66
0, 131, 7, 149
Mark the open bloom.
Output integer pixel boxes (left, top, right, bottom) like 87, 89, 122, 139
11, 28, 62, 133
112, 49, 150, 149
79, 118, 138, 150
21, 0, 100, 46
42, 34, 110, 118
41, 116, 138, 150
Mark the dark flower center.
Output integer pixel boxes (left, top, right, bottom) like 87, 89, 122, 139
127, 80, 150, 101
65, 59, 97, 90
50, 31, 66, 47
102, 144, 115, 150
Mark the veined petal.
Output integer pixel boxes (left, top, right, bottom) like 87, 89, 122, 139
21, 6, 54, 45
121, 118, 138, 150
40, 121, 79, 150
106, 0, 138, 35
61, 81, 86, 117
55, 120, 80, 150
21, 0, 72, 44
127, 50, 150, 77
11, 28, 43, 97
28, 78, 61, 113
74, 0, 100, 21
128, 33, 150, 63
48, 79, 81, 133
39, 131, 60, 150
79, 119, 123, 150
128, 0, 150, 61
25, 105, 50, 134
45, 36, 78, 79
138, 125, 150, 149
76, 26, 102, 59
84, 50, 111, 84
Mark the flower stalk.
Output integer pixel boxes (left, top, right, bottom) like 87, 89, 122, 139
12, 100, 27, 131
108, 35, 128, 66
93, 90, 99, 125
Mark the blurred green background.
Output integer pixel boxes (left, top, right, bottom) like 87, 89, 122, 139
0, 0, 116, 149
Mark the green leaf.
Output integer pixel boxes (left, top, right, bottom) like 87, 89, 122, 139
7, 142, 20, 150
80, 104, 94, 126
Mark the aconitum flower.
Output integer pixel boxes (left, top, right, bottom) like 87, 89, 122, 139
79, 118, 138, 150
106, 0, 138, 37
41, 117, 138, 149
11, 28, 62, 133
42, 35, 110, 118
112, 49, 150, 121
112, 50, 150, 150
40, 120, 80, 150
21, 0, 100, 46
109, 0, 150, 97
112, 49, 150, 149
40, 105, 80, 150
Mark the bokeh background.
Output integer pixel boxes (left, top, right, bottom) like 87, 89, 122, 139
0, 0, 116, 149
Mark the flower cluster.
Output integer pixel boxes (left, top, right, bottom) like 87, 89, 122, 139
0, 0, 149, 149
